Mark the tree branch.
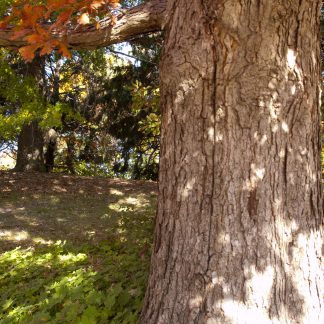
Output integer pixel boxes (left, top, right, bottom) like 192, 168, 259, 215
0, 0, 166, 50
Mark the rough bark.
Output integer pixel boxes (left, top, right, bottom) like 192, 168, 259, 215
14, 120, 45, 172
141, 1, 323, 323
0, 0, 166, 50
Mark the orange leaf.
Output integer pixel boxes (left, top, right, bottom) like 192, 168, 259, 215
0, 16, 13, 29
25, 33, 45, 44
90, 0, 105, 10
109, 0, 120, 8
78, 12, 90, 25
10, 29, 30, 40
110, 15, 117, 25
35, 25, 50, 38
39, 39, 60, 56
47, 0, 70, 11
58, 42, 71, 58
55, 9, 73, 25
19, 44, 40, 62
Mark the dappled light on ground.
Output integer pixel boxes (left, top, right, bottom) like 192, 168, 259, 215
0, 171, 157, 251
0, 171, 157, 323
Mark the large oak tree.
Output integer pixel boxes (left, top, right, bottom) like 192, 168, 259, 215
0, 0, 323, 322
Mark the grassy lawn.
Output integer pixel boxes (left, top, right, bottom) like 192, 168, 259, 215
0, 171, 157, 323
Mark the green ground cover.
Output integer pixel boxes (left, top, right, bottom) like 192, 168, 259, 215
0, 172, 157, 323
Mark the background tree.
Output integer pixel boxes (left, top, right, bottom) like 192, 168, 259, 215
0, 51, 78, 172
52, 46, 160, 178
0, 35, 161, 177
0, 50, 46, 171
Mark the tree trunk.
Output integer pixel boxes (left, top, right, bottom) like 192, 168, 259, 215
14, 120, 45, 172
14, 58, 46, 172
44, 128, 57, 172
141, 1, 323, 323
65, 135, 76, 175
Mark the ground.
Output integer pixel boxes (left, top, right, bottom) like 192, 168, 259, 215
0, 171, 157, 323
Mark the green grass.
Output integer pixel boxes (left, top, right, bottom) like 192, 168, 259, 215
0, 175, 157, 323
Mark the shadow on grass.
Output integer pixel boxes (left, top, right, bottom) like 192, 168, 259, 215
0, 189, 156, 251
0, 175, 157, 323
0, 238, 151, 323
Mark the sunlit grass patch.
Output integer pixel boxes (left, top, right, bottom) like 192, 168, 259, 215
0, 238, 152, 323
0, 176, 157, 323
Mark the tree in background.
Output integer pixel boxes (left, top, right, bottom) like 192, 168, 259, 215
0, 50, 46, 171
0, 1, 323, 323
51, 46, 160, 179
0, 44, 161, 177
0, 51, 78, 171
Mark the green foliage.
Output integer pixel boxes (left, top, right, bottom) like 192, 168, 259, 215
40, 102, 82, 129
0, 231, 152, 323
0, 50, 43, 140
131, 81, 160, 139
0, 38, 162, 180
0, 0, 13, 16
67, 161, 115, 177
0, 50, 79, 142
0, 175, 156, 322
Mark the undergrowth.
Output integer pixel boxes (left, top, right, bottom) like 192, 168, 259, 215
0, 237, 151, 323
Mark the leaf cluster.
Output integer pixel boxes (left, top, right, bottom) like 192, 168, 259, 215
0, 0, 120, 61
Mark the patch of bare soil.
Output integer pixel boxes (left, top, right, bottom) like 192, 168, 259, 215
0, 171, 157, 252
0, 171, 157, 196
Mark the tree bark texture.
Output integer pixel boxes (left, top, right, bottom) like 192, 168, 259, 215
141, 1, 323, 323
14, 120, 45, 172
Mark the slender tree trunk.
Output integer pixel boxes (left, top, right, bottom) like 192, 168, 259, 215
44, 128, 57, 172
14, 120, 45, 172
141, 1, 323, 323
65, 135, 76, 175
14, 58, 46, 172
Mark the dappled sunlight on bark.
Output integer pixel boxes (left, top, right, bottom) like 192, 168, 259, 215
141, 1, 323, 323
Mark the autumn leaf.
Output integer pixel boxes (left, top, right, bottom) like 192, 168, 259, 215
110, 0, 121, 9
10, 29, 30, 40
78, 12, 90, 25
19, 44, 41, 61
0, 16, 12, 29
47, 0, 70, 12
90, 1, 105, 11
58, 42, 71, 58
39, 39, 60, 56
0, 0, 121, 61
25, 33, 45, 44
56, 9, 74, 26
111, 15, 117, 26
